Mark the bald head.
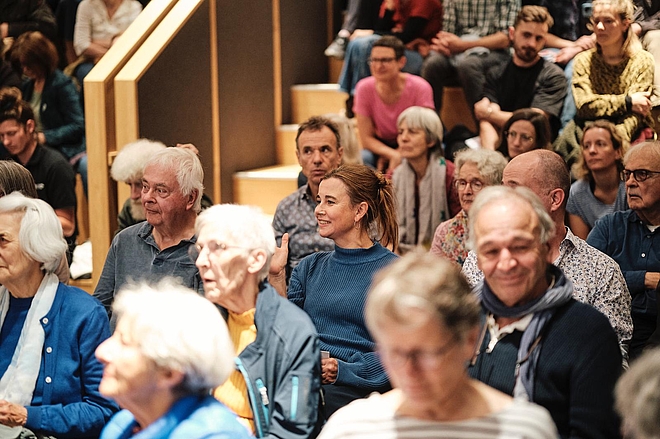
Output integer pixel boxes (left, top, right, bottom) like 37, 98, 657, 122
503, 150, 570, 212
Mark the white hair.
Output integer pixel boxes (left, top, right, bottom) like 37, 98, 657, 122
467, 186, 555, 250
616, 348, 660, 439
195, 204, 276, 282
144, 147, 204, 213
110, 139, 166, 183
112, 279, 235, 396
0, 192, 66, 273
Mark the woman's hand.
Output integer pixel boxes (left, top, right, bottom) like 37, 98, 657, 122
321, 358, 338, 384
0, 400, 27, 427
631, 91, 652, 116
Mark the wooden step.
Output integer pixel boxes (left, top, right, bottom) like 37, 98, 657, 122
291, 84, 349, 124
441, 86, 477, 133
328, 58, 344, 84
233, 165, 300, 215
277, 124, 299, 166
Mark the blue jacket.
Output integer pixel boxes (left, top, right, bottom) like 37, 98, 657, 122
23, 282, 118, 437
21, 70, 85, 160
100, 395, 252, 439
588, 209, 660, 318
234, 283, 321, 439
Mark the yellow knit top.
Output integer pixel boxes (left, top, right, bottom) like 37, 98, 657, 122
214, 308, 257, 433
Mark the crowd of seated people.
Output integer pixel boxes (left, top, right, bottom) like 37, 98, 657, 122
2, 0, 660, 437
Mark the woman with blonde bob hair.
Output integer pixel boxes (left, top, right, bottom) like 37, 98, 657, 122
96, 280, 251, 439
567, 119, 629, 239
0, 192, 116, 438
319, 253, 558, 438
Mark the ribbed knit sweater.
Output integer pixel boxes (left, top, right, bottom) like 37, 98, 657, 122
288, 243, 398, 391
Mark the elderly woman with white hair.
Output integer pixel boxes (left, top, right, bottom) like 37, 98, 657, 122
192, 204, 321, 439
393, 106, 460, 249
0, 192, 116, 437
430, 148, 508, 265
96, 281, 252, 439
319, 253, 558, 438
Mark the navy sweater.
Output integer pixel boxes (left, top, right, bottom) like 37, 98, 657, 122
469, 299, 621, 439
288, 243, 397, 391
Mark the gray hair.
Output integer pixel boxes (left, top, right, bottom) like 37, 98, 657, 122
195, 204, 276, 282
110, 139, 166, 183
467, 186, 555, 249
454, 149, 509, 186
624, 140, 660, 166
0, 192, 66, 273
112, 279, 235, 396
323, 113, 362, 165
0, 161, 37, 198
144, 147, 204, 213
397, 106, 443, 152
366, 252, 480, 341
615, 348, 660, 439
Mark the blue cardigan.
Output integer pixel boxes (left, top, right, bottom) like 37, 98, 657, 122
20, 282, 118, 437
100, 395, 252, 439
21, 70, 85, 160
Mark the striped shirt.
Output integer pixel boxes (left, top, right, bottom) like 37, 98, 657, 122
318, 391, 558, 439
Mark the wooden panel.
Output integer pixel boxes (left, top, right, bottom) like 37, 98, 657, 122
233, 165, 300, 215
276, 124, 299, 166
84, 0, 179, 288
216, 0, 276, 202
291, 84, 349, 124
441, 86, 477, 133
279, 0, 328, 123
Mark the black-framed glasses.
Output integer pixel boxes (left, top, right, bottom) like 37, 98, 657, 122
367, 57, 397, 65
454, 179, 484, 192
188, 241, 246, 262
621, 169, 660, 183
504, 130, 535, 144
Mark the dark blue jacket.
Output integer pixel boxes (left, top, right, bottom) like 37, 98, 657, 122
234, 283, 321, 439
23, 282, 118, 437
21, 70, 85, 160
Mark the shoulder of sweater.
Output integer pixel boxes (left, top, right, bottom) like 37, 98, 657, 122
552, 299, 616, 334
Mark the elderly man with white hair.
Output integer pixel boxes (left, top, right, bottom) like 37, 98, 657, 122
110, 139, 166, 234
96, 280, 252, 439
192, 204, 321, 439
95, 147, 204, 320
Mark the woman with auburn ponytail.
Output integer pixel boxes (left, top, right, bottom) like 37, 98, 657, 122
287, 164, 399, 420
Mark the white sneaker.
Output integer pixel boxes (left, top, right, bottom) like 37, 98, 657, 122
325, 36, 348, 59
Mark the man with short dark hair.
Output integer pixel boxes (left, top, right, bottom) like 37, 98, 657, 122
467, 185, 621, 438
475, 5, 567, 148
272, 116, 343, 282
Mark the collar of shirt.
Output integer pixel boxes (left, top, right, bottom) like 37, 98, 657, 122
486, 313, 533, 353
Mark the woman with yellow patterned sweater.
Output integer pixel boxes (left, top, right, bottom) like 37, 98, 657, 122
555, 0, 654, 168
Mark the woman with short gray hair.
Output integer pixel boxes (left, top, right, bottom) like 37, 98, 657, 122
0, 192, 116, 437
96, 280, 251, 439
319, 253, 558, 438
430, 148, 508, 265
393, 106, 460, 250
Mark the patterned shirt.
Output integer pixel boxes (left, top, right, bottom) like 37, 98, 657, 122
272, 184, 334, 281
443, 0, 520, 37
462, 228, 633, 353
430, 209, 470, 265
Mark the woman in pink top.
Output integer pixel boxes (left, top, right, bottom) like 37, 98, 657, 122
353, 35, 434, 173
